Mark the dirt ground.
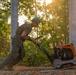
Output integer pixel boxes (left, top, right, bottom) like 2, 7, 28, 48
0, 66, 76, 75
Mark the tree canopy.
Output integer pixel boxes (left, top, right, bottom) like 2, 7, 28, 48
0, 0, 69, 66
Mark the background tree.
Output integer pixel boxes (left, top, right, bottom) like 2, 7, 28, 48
0, 0, 69, 66
0, 0, 10, 60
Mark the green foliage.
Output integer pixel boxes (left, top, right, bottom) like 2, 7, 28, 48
18, 0, 69, 66
21, 41, 52, 66
0, 0, 69, 66
46, 0, 69, 44
0, 0, 10, 59
18, 0, 36, 19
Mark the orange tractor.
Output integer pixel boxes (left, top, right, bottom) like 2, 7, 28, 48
53, 43, 76, 68
36, 42, 76, 69
34, 36, 76, 69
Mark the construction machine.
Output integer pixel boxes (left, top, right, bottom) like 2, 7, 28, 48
32, 36, 76, 69
35, 42, 76, 69
53, 43, 76, 69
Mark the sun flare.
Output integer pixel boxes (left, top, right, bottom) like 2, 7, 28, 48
45, 0, 52, 5
37, 0, 52, 6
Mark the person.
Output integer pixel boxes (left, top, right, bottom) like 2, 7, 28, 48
0, 16, 41, 70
